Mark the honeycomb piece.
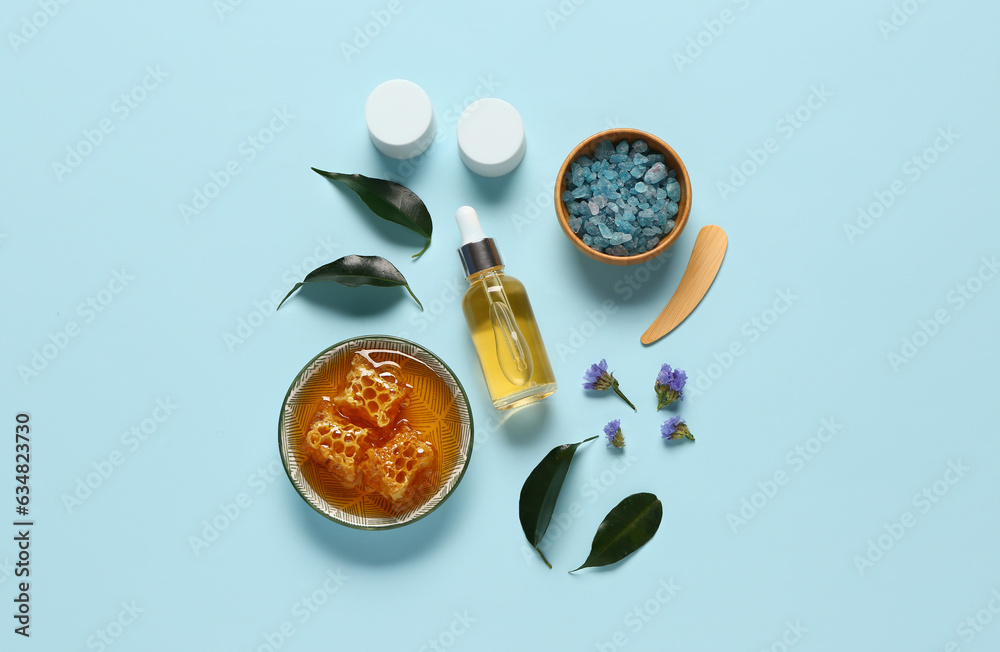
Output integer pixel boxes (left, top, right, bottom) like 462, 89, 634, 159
302, 399, 374, 487
333, 353, 411, 430
361, 424, 436, 508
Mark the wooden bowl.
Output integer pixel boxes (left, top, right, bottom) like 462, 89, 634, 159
554, 128, 691, 266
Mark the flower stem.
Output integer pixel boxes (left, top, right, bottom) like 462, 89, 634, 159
612, 381, 636, 411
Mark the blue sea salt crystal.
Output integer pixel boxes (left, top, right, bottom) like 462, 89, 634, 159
648, 236, 660, 247
616, 218, 637, 235
616, 140, 629, 155
602, 169, 618, 180
562, 190, 574, 202
665, 179, 681, 201
619, 170, 631, 182
585, 222, 600, 236
608, 202, 619, 214
593, 236, 609, 248
608, 232, 632, 246
668, 169, 676, 178
572, 186, 589, 199
592, 195, 608, 209
644, 162, 667, 184
638, 208, 653, 219
647, 154, 665, 163
665, 219, 675, 232
568, 217, 583, 232
582, 234, 594, 245
656, 187, 667, 201
578, 155, 593, 167
609, 154, 628, 164
666, 201, 679, 216
634, 182, 648, 194
598, 223, 614, 240
642, 227, 656, 236
631, 140, 648, 154
594, 140, 614, 160
629, 166, 645, 179
587, 201, 600, 216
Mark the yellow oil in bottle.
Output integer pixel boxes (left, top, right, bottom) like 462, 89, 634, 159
462, 267, 557, 410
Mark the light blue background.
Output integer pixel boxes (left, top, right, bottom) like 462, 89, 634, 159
3, 0, 1000, 650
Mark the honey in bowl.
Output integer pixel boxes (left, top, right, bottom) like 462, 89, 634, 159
288, 347, 462, 522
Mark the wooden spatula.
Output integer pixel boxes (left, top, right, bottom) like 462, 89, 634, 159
641, 225, 728, 344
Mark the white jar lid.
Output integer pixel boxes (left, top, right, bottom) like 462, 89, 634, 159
364, 79, 435, 159
457, 98, 526, 177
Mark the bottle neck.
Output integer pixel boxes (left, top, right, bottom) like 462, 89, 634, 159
458, 237, 503, 277
466, 266, 505, 284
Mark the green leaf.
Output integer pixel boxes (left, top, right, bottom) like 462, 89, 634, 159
312, 169, 433, 258
570, 492, 662, 572
277, 255, 422, 310
519, 436, 598, 568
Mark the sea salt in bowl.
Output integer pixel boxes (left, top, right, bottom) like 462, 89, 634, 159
555, 128, 691, 266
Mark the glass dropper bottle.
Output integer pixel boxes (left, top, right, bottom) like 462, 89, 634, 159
456, 206, 557, 410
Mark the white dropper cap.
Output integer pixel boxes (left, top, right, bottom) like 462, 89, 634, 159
455, 206, 487, 245
456, 206, 502, 276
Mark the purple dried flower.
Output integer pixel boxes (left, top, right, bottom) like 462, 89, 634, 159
604, 419, 625, 448
655, 363, 687, 409
582, 359, 636, 411
583, 359, 611, 390
661, 416, 694, 442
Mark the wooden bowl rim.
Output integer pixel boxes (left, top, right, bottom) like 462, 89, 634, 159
554, 128, 692, 266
